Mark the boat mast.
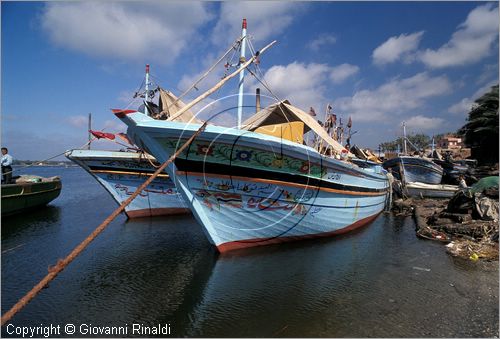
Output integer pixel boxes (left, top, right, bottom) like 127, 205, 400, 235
237, 19, 247, 129
144, 64, 150, 116
402, 121, 408, 155
87, 113, 92, 150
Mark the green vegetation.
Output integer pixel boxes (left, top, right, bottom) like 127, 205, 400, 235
458, 84, 499, 164
379, 134, 431, 153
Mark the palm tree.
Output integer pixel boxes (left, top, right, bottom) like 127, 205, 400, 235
459, 84, 499, 164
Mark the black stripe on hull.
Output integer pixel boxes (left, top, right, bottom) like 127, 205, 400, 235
174, 158, 387, 194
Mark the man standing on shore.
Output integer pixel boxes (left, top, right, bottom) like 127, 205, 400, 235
1, 147, 14, 184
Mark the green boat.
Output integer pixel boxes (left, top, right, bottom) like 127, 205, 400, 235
1, 176, 62, 216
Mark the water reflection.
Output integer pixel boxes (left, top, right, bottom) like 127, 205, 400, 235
2, 206, 61, 237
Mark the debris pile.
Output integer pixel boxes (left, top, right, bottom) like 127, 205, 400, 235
411, 176, 499, 261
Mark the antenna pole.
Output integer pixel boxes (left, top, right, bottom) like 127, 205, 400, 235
403, 121, 407, 155
144, 64, 150, 116
237, 19, 247, 129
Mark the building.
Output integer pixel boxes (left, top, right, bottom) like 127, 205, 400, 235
437, 135, 462, 149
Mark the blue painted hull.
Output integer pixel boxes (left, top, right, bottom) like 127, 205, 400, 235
65, 149, 188, 218
383, 156, 443, 184
117, 112, 389, 252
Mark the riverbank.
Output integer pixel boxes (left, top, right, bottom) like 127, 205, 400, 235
393, 184, 498, 262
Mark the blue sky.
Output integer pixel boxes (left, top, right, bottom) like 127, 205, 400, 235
2, 1, 498, 160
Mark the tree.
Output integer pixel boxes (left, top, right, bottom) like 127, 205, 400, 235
379, 134, 431, 153
459, 84, 499, 164
407, 133, 431, 152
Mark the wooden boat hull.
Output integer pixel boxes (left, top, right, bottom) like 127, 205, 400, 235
65, 150, 189, 218
383, 156, 443, 184
405, 182, 459, 199
117, 112, 389, 252
1, 179, 62, 216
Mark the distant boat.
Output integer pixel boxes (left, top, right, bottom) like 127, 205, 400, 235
1, 176, 62, 216
383, 156, 443, 185
404, 182, 459, 199
65, 149, 189, 218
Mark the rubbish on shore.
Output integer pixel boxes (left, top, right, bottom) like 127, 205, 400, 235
416, 226, 451, 242
446, 239, 499, 261
469, 176, 499, 195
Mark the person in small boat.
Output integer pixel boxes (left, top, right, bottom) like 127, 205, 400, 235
458, 174, 467, 189
1, 147, 14, 184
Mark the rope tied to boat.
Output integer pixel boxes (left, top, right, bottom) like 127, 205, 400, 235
0, 122, 207, 326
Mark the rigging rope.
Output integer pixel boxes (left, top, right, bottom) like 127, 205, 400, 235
2, 137, 99, 177
160, 38, 243, 118
0, 122, 207, 326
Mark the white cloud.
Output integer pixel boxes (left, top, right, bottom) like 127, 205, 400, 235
334, 72, 451, 122
211, 2, 305, 46
447, 80, 497, 116
308, 33, 337, 51
472, 81, 498, 99
419, 4, 499, 68
405, 115, 445, 130
330, 63, 359, 83
255, 62, 331, 111
372, 31, 424, 65
41, 2, 213, 64
476, 63, 499, 85
448, 98, 474, 115
66, 115, 88, 128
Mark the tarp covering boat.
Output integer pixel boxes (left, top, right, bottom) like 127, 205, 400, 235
159, 88, 202, 124
241, 101, 350, 155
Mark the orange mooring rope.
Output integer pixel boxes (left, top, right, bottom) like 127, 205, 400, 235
1, 122, 207, 326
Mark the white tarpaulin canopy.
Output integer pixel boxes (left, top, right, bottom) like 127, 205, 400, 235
159, 88, 203, 124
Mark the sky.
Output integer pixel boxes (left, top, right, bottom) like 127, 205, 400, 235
1, 1, 499, 160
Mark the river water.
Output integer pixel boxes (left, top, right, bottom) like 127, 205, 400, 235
2, 166, 498, 337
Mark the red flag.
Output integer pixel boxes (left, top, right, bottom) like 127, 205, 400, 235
89, 130, 115, 140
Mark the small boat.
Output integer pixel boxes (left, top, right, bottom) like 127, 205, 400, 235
65, 149, 189, 218
383, 155, 444, 185
1, 175, 62, 216
404, 181, 459, 199
382, 122, 443, 185
432, 158, 470, 184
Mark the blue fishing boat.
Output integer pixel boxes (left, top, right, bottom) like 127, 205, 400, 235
65, 149, 188, 218
383, 156, 443, 185
115, 106, 389, 252
112, 20, 389, 252
382, 122, 443, 184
